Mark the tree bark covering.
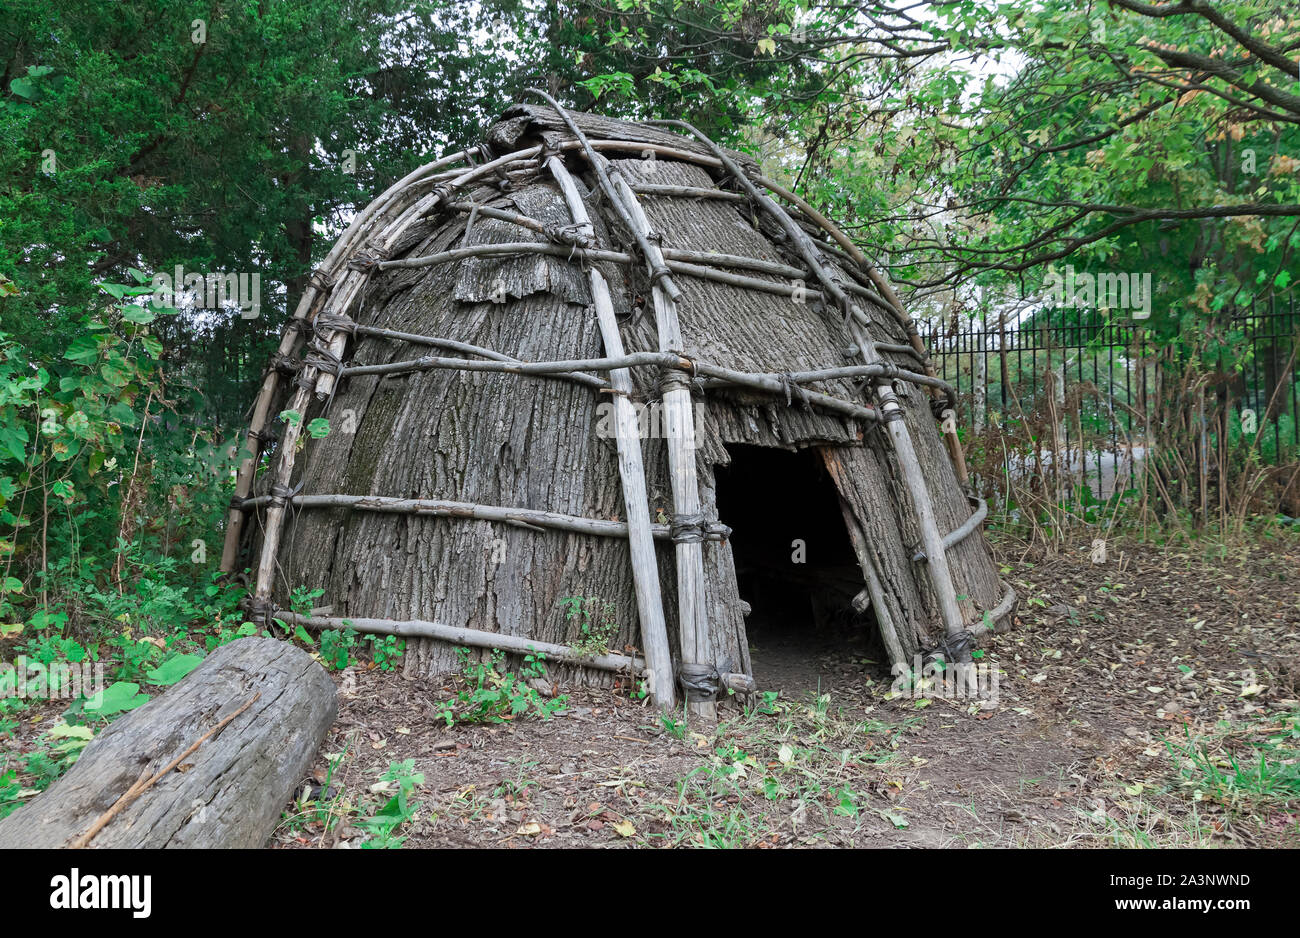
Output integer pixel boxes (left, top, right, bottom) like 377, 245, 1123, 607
237, 108, 1006, 688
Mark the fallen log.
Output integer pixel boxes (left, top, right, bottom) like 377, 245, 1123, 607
0, 636, 337, 849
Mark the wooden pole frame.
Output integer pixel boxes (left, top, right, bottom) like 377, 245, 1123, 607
530, 90, 724, 715
225, 108, 1009, 694
548, 156, 677, 710
310, 146, 544, 403
219, 145, 487, 572
245, 147, 543, 606
609, 169, 717, 721
652, 118, 970, 645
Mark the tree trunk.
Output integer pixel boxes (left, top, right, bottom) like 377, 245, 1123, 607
0, 637, 336, 849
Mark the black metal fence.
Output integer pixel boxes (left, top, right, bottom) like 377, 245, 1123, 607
918, 293, 1300, 503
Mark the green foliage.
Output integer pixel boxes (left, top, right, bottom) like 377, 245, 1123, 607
559, 595, 620, 657
574, 1, 1299, 343
287, 586, 324, 620
365, 634, 405, 671
0, 767, 27, 820
660, 711, 688, 740
318, 627, 361, 671
280, 747, 429, 848
0, 299, 160, 601
434, 648, 566, 727
144, 653, 203, 687
1, 7, 1296, 838
1164, 709, 1300, 813
355, 759, 425, 849
84, 681, 149, 718
750, 690, 784, 717
314, 623, 356, 670
667, 757, 756, 848
309, 617, 405, 672
1, 714, 103, 820
2, 0, 565, 440
0, 697, 23, 738
279, 742, 354, 840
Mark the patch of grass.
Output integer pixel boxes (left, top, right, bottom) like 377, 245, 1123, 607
1073, 707, 1300, 847
649, 689, 908, 847
278, 749, 425, 849
278, 743, 355, 841
1163, 708, 1300, 817
493, 759, 541, 801
1081, 793, 1218, 848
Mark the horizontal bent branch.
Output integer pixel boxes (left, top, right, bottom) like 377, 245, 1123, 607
277, 610, 646, 673
335, 350, 888, 422
234, 492, 731, 542
630, 184, 747, 202
968, 581, 1018, 638
350, 323, 611, 392
278, 610, 757, 692
912, 495, 989, 562
375, 237, 899, 313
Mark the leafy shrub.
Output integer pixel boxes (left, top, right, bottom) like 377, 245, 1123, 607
309, 623, 405, 672
434, 648, 565, 727
559, 595, 620, 657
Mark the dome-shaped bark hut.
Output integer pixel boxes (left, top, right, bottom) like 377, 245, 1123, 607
222, 97, 1015, 713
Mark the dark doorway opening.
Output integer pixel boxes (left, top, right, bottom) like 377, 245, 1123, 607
715, 445, 877, 695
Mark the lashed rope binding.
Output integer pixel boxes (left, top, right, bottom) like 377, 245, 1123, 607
525, 89, 684, 304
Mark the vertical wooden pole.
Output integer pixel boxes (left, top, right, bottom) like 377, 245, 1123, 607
523, 92, 717, 712
549, 158, 677, 710
846, 318, 967, 641
607, 171, 715, 720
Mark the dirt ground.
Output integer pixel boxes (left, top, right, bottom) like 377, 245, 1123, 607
273, 532, 1300, 849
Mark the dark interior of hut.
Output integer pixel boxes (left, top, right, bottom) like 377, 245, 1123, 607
714, 445, 879, 695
